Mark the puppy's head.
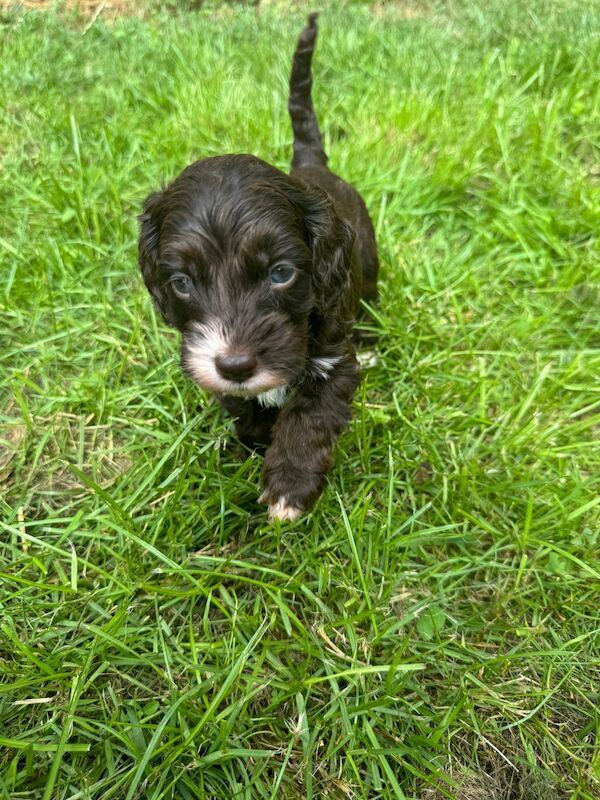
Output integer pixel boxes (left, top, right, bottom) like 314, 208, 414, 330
139, 155, 354, 401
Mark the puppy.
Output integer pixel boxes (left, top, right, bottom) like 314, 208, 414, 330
139, 14, 379, 521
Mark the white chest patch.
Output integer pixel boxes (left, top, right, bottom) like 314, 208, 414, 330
256, 385, 290, 408
309, 356, 342, 380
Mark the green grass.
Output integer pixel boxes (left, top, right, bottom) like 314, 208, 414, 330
1, 1, 599, 797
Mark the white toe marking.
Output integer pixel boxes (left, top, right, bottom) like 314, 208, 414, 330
264, 497, 303, 522
356, 350, 378, 368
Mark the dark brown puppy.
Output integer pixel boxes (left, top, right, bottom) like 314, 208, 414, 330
139, 14, 378, 521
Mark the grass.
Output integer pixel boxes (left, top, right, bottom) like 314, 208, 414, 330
1, 0, 599, 797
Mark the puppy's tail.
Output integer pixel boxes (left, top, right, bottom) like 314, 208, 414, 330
289, 12, 328, 169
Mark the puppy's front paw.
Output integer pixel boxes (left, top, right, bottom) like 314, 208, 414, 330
259, 493, 303, 522
260, 457, 327, 522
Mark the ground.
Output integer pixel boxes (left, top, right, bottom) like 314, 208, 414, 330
1, 1, 599, 798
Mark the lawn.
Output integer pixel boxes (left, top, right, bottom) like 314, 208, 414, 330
1, 1, 599, 798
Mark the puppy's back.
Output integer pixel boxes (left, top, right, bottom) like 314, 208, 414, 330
287, 15, 379, 303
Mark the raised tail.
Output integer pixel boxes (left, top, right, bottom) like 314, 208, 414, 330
288, 13, 328, 169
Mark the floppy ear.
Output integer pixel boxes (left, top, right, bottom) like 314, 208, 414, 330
138, 190, 173, 325
294, 184, 356, 316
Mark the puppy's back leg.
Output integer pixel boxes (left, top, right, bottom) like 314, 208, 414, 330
359, 224, 379, 305
354, 207, 379, 348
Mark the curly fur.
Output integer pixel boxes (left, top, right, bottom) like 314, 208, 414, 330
138, 14, 379, 519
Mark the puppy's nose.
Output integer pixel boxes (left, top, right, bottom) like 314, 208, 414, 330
215, 353, 257, 383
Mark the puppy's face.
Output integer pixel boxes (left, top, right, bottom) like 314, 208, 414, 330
160, 202, 314, 401
139, 155, 354, 401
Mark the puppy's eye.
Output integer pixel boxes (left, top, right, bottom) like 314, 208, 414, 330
270, 264, 296, 287
169, 273, 192, 297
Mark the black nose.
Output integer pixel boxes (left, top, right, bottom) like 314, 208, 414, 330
215, 353, 257, 383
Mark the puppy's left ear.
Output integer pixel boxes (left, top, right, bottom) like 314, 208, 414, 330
296, 185, 356, 316
138, 190, 173, 325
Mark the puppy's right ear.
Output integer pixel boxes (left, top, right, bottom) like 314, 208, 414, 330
138, 190, 172, 324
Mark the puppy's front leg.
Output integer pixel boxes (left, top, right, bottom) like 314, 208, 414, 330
259, 354, 360, 521
220, 396, 279, 453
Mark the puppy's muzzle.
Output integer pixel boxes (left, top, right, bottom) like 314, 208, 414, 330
215, 352, 257, 383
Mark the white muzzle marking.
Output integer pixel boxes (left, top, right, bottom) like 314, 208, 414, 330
183, 320, 289, 400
